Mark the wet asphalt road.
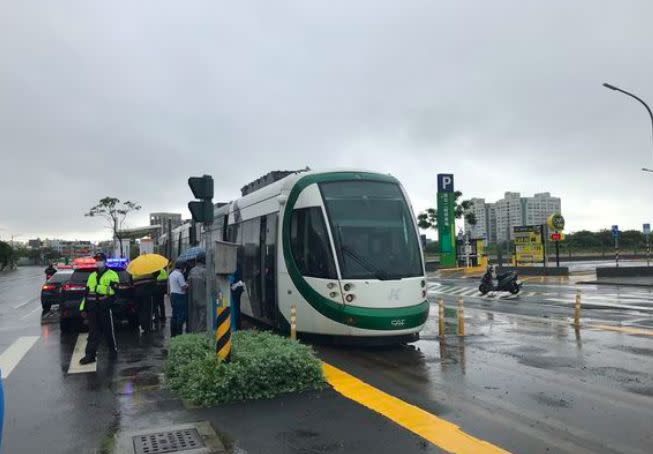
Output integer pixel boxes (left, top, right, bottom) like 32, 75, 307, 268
319, 274, 653, 454
1, 267, 652, 453
0, 267, 169, 454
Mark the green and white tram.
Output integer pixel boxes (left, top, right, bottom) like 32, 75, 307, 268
211, 170, 429, 342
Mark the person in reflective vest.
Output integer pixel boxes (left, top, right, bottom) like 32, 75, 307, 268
79, 253, 119, 365
154, 268, 168, 323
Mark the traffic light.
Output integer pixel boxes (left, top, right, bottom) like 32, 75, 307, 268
188, 175, 214, 223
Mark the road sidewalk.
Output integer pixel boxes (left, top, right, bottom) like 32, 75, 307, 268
578, 276, 653, 287
107, 329, 445, 454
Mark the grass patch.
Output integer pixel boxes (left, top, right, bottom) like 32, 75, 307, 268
165, 330, 326, 406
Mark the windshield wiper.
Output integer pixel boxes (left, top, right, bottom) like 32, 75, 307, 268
340, 244, 389, 280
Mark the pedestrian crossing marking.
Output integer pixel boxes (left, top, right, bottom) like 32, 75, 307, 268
0, 336, 39, 379
67, 333, 97, 374
429, 284, 653, 311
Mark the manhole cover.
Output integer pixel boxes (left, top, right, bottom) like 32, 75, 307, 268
133, 428, 204, 454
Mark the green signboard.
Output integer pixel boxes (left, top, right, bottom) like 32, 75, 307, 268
437, 174, 457, 267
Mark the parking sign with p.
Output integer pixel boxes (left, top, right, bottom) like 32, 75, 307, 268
437, 174, 454, 193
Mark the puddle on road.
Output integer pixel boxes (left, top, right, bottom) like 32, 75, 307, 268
119, 365, 153, 376
627, 386, 653, 397
608, 345, 653, 357
518, 355, 578, 369
531, 392, 573, 408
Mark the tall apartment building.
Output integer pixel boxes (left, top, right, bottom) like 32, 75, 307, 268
522, 193, 561, 226
495, 192, 524, 242
463, 198, 489, 240
464, 192, 561, 243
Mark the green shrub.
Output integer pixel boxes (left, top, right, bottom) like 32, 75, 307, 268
165, 330, 326, 406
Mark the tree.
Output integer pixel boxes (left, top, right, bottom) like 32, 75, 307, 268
0, 241, 13, 270
417, 192, 477, 232
85, 197, 141, 257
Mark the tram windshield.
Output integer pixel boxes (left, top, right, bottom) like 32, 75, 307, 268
320, 180, 423, 280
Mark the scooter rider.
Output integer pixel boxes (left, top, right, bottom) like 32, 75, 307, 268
44, 263, 56, 280
79, 253, 119, 364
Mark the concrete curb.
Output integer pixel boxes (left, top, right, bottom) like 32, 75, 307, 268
577, 280, 653, 288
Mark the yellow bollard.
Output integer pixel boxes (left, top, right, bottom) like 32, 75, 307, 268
574, 289, 581, 328
457, 297, 465, 337
438, 299, 445, 338
216, 304, 231, 362
290, 304, 297, 341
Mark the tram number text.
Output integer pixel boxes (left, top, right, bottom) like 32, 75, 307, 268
391, 319, 406, 327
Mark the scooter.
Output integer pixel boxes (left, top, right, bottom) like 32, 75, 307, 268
479, 267, 522, 295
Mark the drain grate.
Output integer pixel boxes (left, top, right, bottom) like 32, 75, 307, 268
132, 428, 205, 454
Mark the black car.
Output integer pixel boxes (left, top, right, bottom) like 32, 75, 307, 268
59, 268, 137, 333
112, 270, 139, 329
40, 269, 73, 312
59, 269, 93, 332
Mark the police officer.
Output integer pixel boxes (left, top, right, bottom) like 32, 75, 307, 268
79, 253, 119, 365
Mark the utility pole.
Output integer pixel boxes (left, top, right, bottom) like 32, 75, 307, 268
188, 175, 215, 332
615, 235, 620, 268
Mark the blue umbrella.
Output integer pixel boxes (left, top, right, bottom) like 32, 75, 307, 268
177, 246, 205, 263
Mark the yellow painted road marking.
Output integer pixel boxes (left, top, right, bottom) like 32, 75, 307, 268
67, 333, 97, 374
322, 362, 510, 454
589, 324, 653, 337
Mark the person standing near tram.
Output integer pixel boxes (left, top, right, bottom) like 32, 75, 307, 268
79, 253, 119, 364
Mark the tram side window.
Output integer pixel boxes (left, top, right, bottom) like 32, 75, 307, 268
290, 208, 337, 279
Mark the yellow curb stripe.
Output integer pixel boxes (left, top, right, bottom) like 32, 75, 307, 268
589, 324, 653, 337
322, 362, 510, 454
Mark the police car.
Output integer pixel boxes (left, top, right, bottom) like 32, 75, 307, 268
59, 257, 137, 333
106, 258, 140, 329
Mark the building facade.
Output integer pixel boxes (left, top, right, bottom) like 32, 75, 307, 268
495, 192, 524, 242
43, 239, 94, 257
464, 192, 561, 243
463, 198, 489, 240
149, 212, 182, 229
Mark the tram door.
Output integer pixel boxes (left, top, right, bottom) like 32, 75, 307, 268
260, 214, 277, 325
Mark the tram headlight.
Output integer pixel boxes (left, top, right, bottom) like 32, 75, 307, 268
345, 294, 355, 303
343, 283, 353, 292
421, 280, 426, 288
329, 291, 338, 298
422, 289, 427, 298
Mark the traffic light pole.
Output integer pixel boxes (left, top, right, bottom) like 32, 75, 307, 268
204, 222, 215, 333
555, 240, 560, 268
187, 174, 215, 334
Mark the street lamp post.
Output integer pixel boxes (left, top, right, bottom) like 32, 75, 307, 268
603, 83, 653, 161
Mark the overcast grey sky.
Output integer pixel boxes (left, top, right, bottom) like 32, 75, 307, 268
2, 1, 653, 241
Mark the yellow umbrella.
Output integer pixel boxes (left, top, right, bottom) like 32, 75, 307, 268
126, 253, 169, 276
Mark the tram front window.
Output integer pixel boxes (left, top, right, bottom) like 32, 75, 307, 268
290, 207, 338, 279
321, 180, 422, 280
